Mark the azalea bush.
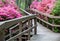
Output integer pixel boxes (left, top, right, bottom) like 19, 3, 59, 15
30, 0, 56, 14
0, 0, 22, 21
30, 0, 60, 32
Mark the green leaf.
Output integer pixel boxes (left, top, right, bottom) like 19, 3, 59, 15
2, 0, 5, 2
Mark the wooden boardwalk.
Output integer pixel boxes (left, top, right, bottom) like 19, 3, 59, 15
28, 23, 60, 41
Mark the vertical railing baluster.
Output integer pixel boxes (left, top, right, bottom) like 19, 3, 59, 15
28, 19, 31, 40
2, 30, 5, 41
34, 18, 37, 35
30, 19, 33, 32
19, 21, 22, 41
52, 18, 55, 31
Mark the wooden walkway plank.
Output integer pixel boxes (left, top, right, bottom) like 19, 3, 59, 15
27, 23, 60, 41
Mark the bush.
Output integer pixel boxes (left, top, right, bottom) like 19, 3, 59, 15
0, 0, 22, 21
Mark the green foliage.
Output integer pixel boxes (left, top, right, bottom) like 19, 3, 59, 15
54, 27, 59, 32
2, 0, 5, 2
20, 2, 25, 9
16, 0, 32, 9
52, 0, 60, 16
50, 0, 60, 32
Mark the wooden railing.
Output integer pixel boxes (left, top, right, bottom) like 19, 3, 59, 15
0, 9, 37, 41
27, 8, 60, 32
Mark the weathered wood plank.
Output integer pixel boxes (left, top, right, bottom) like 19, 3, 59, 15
31, 9, 60, 19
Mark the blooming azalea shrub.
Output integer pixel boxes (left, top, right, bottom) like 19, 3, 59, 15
30, 0, 60, 32
30, 0, 55, 21
30, 0, 56, 14
30, 0, 56, 21
0, 0, 22, 36
0, 0, 22, 21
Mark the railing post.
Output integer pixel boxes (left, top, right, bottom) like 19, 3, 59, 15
28, 19, 31, 40
0, 30, 5, 41
34, 18, 37, 35
19, 22, 22, 41
52, 18, 55, 31
30, 19, 33, 32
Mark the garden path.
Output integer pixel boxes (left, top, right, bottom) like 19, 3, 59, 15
28, 23, 60, 41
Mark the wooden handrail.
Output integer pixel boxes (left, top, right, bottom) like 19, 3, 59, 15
0, 14, 36, 29
27, 8, 60, 27
31, 9, 60, 19
0, 9, 37, 41
37, 17, 60, 27
6, 26, 36, 41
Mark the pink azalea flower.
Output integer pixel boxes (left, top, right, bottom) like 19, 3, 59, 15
46, 9, 51, 14
30, 0, 56, 14
30, 0, 38, 9
0, 0, 22, 21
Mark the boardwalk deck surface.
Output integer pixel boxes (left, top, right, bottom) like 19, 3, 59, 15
28, 23, 60, 41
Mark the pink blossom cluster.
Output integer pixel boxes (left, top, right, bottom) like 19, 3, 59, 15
0, 0, 22, 21
30, 0, 56, 14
